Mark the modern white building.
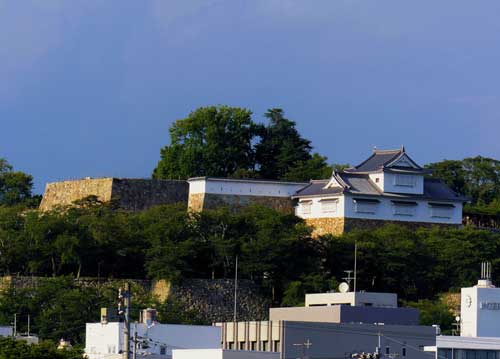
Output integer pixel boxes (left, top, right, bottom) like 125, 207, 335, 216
425, 264, 500, 359
293, 147, 468, 235
173, 349, 279, 359
85, 310, 221, 359
305, 291, 397, 308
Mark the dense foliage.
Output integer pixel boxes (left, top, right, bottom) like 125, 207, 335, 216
0, 338, 82, 359
153, 106, 332, 181
427, 156, 500, 215
1, 203, 499, 304
0, 159, 36, 207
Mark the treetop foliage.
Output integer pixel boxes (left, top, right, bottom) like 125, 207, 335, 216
153, 106, 333, 181
0, 158, 35, 207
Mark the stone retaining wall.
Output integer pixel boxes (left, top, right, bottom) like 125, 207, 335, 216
190, 193, 295, 213
39, 178, 189, 212
0, 276, 268, 323
303, 217, 461, 237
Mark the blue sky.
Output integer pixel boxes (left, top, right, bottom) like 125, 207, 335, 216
1, 1, 499, 193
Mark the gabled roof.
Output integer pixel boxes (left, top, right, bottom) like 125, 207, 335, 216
293, 173, 469, 202
345, 147, 428, 174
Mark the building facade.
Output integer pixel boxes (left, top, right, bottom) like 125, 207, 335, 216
293, 147, 467, 235
40, 147, 467, 235
85, 320, 221, 359
425, 264, 500, 359
217, 291, 435, 359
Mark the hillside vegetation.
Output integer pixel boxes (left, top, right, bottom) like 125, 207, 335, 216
2, 106, 500, 342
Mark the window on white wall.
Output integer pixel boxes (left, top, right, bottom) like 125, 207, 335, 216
392, 201, 417, 216
429, 203, 454, 218
300, 201, 312, 214
354, 199, 379, 214
321, 199, 338, 213
394, 174, 416, 187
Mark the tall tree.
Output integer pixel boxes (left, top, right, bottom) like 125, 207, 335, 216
255, 109, 312, 179
153, 106, 257, 179
427, 156, 500, 205
255, 109, 332, 181
0, 158, 34, 206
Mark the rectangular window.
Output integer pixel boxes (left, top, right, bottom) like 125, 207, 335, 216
262, 341, 268, 351
392, 201, 417, 216
239, 342, 245, 350
386, 347, 390, 355
300, 201, 312, 215
402, 348, 406, 357
228, 342, 234, 350
429, 203, 454, 218
160, 346, 166, 355
394, 174, 416, 187
273, 340, 280, 352
321, 199, 338, 213
354, 199, 379, 214
251, 342, 256, 351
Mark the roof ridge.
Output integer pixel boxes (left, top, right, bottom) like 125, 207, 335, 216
373, 148, 403, 154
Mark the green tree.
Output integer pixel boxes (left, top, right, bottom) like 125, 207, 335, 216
0, 277, 113, 344
0, 159, 34, 207
256, 108, 323, 180
153, 106, 257, 179
405, 299, 455, 334
427, 156, 500, 205
0, 337, 82, 359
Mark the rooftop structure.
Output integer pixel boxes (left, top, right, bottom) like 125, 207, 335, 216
305, 291, 398, 308
293, 147, 468, 236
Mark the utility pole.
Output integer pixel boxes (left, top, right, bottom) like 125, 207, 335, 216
234, 256, 238, 323
119, 283, 131, 359
132, 323, 138, 359
13, 314, 16, 337
354, 241, 358, 293
27, 315, 30, 337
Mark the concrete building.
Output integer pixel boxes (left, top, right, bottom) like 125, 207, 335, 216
217, 291, 435, 359
217, 320, 435, 359
85, 310, 221, 359
173, 349, 279, 359
425, 264, 500, 359
293, 147, 468, 236
305, 291, 397, 308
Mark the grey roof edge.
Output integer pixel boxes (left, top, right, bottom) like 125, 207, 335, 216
187, 176, 308, 186
348, 148, 403, 172
385, 151, 423, 170
293, 191, 468, 203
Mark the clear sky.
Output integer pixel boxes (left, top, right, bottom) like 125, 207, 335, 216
1, 1, 499, 193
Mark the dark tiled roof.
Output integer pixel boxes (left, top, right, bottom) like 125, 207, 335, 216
293, 174, 468, 202
294, 180, 343, 197
351, 149, 403, 172
346, 148, 426, 174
